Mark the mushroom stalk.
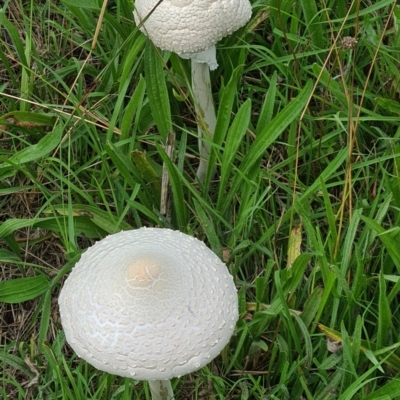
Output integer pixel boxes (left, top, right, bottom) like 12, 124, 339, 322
148, 380, 175, 400
191, 58, 216, 181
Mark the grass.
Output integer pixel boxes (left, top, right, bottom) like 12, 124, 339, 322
1, 0, 400, 398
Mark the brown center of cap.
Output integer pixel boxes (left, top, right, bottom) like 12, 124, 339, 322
125, 257, 162, 288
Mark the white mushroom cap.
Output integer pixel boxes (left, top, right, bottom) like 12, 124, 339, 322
133, 0, 252, 56
58, 228, 238, 380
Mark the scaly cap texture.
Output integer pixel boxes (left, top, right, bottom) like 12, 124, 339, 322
133, 0, 252, 55
58, 228, 238, 380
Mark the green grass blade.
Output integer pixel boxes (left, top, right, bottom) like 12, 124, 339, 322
205, 66, 241, 187
319, 177, 338, 252
299, 0, 324, 50
120, 75, 146, 144
255, 71, 277, 134
193, 198, 222, 258
144, 41, 172, 140
377, 271, 392, 349
217, 99, 251, 209
38, 290, 52, 352
221, 80, 313, 213
0, 10, 28, 66
360, 215, 400, 274
312, 64, 348, 106
0, 276, 49, 303
318, 324, 400, 371
48, 204, 132, 234
0, 124, 62, 175
156, 144, 187, 231
62, 0, 99, 9
362, 378, 400, 400
104, 141, 143, 188
300, 287, 323, 328
0, 111, 55, 127
0, 218, 52, 238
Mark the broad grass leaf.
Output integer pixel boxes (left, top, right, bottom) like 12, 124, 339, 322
144, 41, 172, 140
205, 66, 242, 187
0, 111, 55, 128
213, 66, 242, 146
0, 55, 16, 88
120, 37, 146, 88
37, 216, 107, 239
299, 0, 324, 50
375, 97, 400, 114
255, 71, 277, 134
362, 378, 400, 400
48, 204, 132, 234
340, 208, 362, 276
0, 276, 49, 303
217, 99, 251, 209
0, 218, 52, 238
300, 287, 323, 328
0, 10, 28, 67
0, 248, 20, 263
0, 124, 62, 177
120, 75, 146, 143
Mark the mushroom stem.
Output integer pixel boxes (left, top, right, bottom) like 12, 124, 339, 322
191, 59, 216, 182
148, 380, 175, 400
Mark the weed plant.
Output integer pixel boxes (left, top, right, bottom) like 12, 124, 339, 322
1, 0, 400, 399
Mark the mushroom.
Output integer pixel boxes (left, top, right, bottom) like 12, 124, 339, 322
58, 227, 238, 400
133, 0, 252, 181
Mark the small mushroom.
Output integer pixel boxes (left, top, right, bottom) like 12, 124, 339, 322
58, 228, 238, 400
133, 0, 252, 181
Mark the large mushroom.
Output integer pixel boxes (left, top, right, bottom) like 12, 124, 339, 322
133, 0, 252, 181
58, 227, 238, 400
